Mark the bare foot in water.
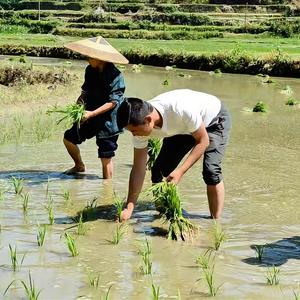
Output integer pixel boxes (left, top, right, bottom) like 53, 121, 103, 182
63, 165, 85, 175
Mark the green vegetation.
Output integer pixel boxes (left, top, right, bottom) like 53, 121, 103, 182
9, 244, 26, 272
147, 138, 162, 170
211, 221, 227, 250
21, 192, 30, 215
37, 224, 47, 247
151, 283, 160, 300
11, 176, 24, 194
108, 223, 127, 245
45, 195, 54, 225
146, 182, 197, 241
113, 196, 124, 222
64, 232, 79, 257
4, 271, 42, 300
46, 102, 85, 127
253, 244, 266, 261
138, 238, 152, 275
253, 101, 268, 112
266, 265, 280, 285
88, 271, 101, 288
286, 98, 299, 105
76, 213, 88, 235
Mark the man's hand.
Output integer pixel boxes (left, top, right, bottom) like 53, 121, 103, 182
81, 110, 94, 124
166, 168, 184, 184
121, 207, 133, 221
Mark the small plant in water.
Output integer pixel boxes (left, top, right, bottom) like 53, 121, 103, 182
62, 189, 71, 202
162, 79, 169, 86
196, 249, 214, 269
11, 176, 23, 194
77, 213, 87, 235
64, 232, 79, 257
113, 196, 124, 222
151, 283, 160, 300
280, 85, 294, 96
0, 186, 7, 201
147, 138, 162, 170
253, 244, 266, 262
266, 265, 280, 285
100, 285, 112, 300
46, 102, 85, 127
21, 192, 30, 215
9, 244, 26, 272
286, 98, 299, 106
211, 221, 226, 251
88, 271, 101, 287
4, 271, 41, 300
146, 182, 197, 241
138, 238, 152, 275
109, 223, 127, 245
45, 195, 54, 225
37, 224, 47, 247
253, 101, 268, 112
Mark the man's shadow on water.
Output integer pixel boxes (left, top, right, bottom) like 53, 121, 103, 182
0, 169, 100, 186
242, 236, 300, 267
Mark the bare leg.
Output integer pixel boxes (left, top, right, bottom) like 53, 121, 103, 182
101, 157, 113, 179
63, 138, 85, 174
207, 181, 225, 219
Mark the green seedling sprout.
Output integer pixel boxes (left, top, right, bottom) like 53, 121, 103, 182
11, 176, 24, 194
108, 223, 127, 245
21, 192, 30, 215
138, 238, 152, 275
266, 265, 280, 285
113, 196, 124, 222
293, 283, 300, 300
0, 185, 7, 201
45, 195, 54, 225
77, 213, 87, 235
145, 182, 197, 241
253, 244, 266, 262
46, 102, 85, 127
162, 79, 169, 86
147, 138, 162, 170
151, 283, 160, 300
37, 224, 47, 247
253, 101, 268, 112
286, 98, 299, 106
62, 189, 71, 202
88, 271, 101, 288
4, 271, 41, 300
211, 221, 227, 251
196, 249, 214, 269
9, 244, 26, 272
280, 85, 294, 96
100, 285, 112, 300
64, 232, 79, 257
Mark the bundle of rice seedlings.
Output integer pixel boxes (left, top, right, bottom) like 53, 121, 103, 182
46, 103, 85, 127
147, 138, 162, 170
253, 101, 267, 112
146, 182, 197, 241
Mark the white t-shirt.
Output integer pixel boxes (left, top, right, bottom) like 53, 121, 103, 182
133, 89, 221, 149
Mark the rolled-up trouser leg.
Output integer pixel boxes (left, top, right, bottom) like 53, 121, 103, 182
151, 134, 195, 183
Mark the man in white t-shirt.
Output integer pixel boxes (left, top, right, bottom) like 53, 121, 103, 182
117, 89, 231, 221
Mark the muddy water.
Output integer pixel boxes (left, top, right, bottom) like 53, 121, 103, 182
0, 61, 300, 299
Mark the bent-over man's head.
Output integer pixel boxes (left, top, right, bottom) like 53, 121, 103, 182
117, 98, 155, 136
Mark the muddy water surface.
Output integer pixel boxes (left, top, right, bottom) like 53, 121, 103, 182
0, 61, 300, 299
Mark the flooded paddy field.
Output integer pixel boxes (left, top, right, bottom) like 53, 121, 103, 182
0, 57, 299, 299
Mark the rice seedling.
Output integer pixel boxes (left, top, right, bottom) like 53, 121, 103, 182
292, 283, 300, 300
113, 196, 124, 222
202, 263, 221, 296
4, 271, 42, 300
266, 265, 280, 285
21, 192, 30, 215
88, 271, 101, 287
162, 79, 169, 86
100, 285, 112, 300
253, 101, 268, 112
32, 110, 54, 143
64, 232, 79, 257
76, 213, 87, 236
138, 238, 152, 275
286, 98, 299, 106
45, 195, 54, 225
46, 102, 85, 127
261, 75, 274, 84
145, 182, 197, 241
9, 244, 26, 272
13, 114, 24, 142
11, 176, 24, 194
79, 197, 98, 221
108, 223, 127, 245
151, 283, 160, 300
211, 221, 227, 251
147, 138, 162, 170
253, 244, 266, 262
62, 188, 71, 202
280, 85, 294, 96
45, 177, 50, 197
196, 249, 214, 269
37, 224, 47, 247
0, 186, 7, 201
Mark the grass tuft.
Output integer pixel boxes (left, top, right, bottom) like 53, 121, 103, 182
64, 232, 79, 257
108, 223, 127, 245
11, 176, 24, 194
138, 238, 152, 275
266, 265, 280, 285
253, 101, 268, 112
211, 221, 227, 251
147, 138, 162, 170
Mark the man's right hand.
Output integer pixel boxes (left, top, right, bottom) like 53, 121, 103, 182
121, 208, 133, 221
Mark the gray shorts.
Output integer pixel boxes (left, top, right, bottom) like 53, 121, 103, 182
151, 103, 231, 185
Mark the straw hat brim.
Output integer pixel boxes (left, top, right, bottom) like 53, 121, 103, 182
65, 36, 129, 64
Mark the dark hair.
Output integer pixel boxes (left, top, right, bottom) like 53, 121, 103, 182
117, 97, 153, 129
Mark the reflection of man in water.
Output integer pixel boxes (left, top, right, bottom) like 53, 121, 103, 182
63, 36, 127, 179
117, 89, 231, 220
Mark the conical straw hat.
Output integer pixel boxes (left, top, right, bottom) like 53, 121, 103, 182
65, 36, 129, 64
